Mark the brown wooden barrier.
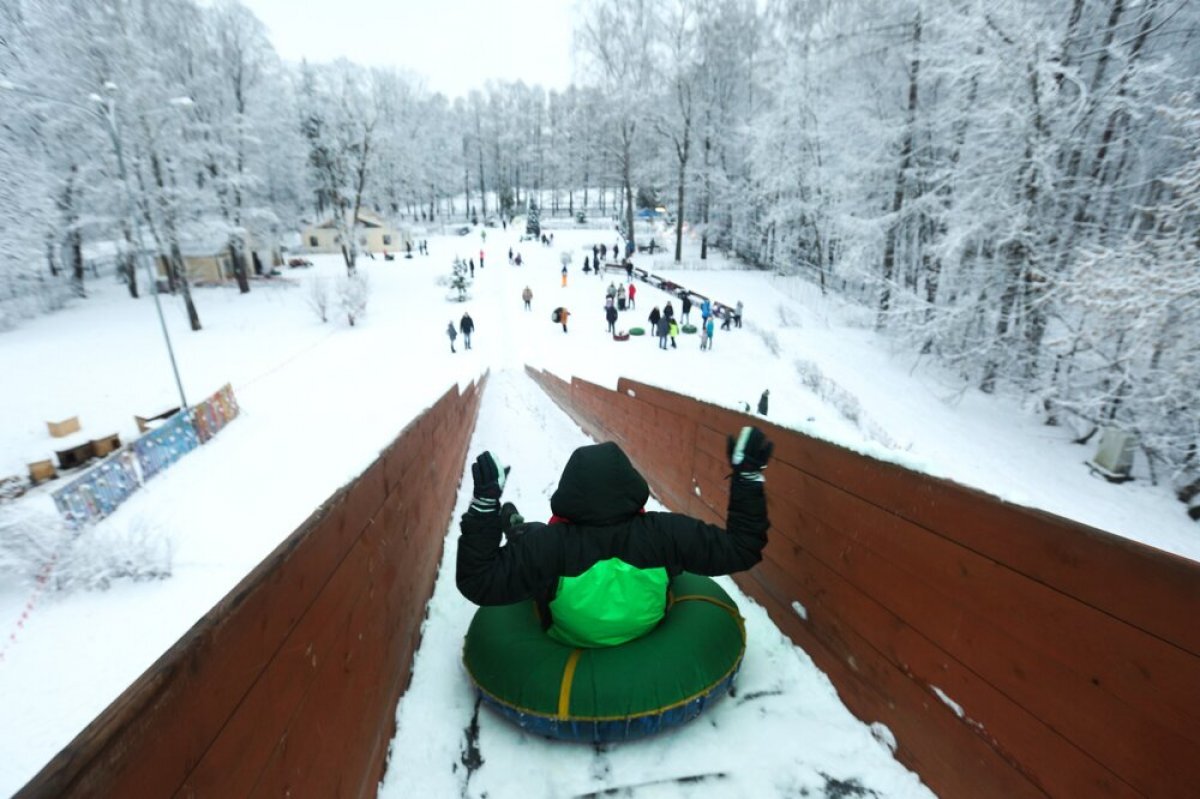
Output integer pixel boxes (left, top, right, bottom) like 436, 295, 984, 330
524, 366, 1200, 799
18, 376, 487, 799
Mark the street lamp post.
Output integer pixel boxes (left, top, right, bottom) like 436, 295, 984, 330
3, 81, 190, 409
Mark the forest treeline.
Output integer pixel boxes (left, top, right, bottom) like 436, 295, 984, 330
1, 0, 1197, 507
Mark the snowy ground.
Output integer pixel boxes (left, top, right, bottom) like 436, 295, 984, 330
0, 218, 1194, 796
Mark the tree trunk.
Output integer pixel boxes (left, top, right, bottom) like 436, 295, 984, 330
622, 120, 636, 251
878, 13, 922, 330
229, 240, 250, 293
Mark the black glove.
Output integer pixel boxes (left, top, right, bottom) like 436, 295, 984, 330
500, 501, 525, 543
727, 426, 773, 482
469, 452, 510, 514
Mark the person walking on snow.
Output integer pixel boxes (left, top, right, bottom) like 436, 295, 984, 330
522, 286, 533, 311
508, 247, 514, 264
700, 298, 712, 323
469, 258, 475, 278
456, 429, 773, 649
627, 282, 637, 309
460, 312, 475, 350
735, 300, 744, 328
561, 265, 569, 287
704, 316, 715, 351
479, 249, 485, 269
656, 314, 670, 350
559, 307, 570, 333
447, 321, 458, 353
606, 304, 619, 335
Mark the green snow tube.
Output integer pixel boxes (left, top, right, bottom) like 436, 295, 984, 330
462, 572, 745, 742
681, 324, 698, 334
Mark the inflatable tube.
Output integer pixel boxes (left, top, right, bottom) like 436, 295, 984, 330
463, 572, 745, 743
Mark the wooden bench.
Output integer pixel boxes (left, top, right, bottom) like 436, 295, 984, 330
27, 459, 58, 485
91, 433, 122, 458
136, 407, 181, 433
56, 441, 94, 470
46, 416, 81, 438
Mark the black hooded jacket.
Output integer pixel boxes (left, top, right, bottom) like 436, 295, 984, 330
456, 441, 769, 607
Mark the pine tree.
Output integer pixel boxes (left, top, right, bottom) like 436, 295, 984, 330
449, 257, 472, 302
526, 198, 540, 236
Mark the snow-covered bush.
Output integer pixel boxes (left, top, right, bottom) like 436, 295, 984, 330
337, 272, 371, 326
0, 506, 172, 593
307, 276, 330, 323
794, 359, 901, 450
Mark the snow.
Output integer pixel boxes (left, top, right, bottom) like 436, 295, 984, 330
0, 220, 1194, 796
931, 686, 965, 720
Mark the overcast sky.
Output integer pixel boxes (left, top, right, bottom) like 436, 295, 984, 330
239, 0, 577, 98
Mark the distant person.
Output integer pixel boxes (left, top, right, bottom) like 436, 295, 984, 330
656, 314, 670, 350
561, 265, 568, 287
663, 301, 674, 321
469, 258, 475, 278
460, 312, 475, 350
584, 255, 591, 274
601, 242, 608, 261
681, 296, 693, 324
700, 298, 712, 323
447, 321, 458, 354
704, 316, 715, 351
508, 247, 514, 264
627, 282, 637, 309
515, 252, 523, 266
758, 390, 770, 416
720, 305, 732, 331
735, 300, 744, 329
648, 306, 661, 334
700, 317, 710, 351
522, 286, 533, 311
479, 249, 485, 269
625, 261, 633, 281
558, 307, 570, 333
668, 318, 679, 349
606, 304, 619, 335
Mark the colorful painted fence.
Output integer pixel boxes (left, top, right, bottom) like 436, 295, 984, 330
191, 383, 239, 443
130, 411, 201, 482
50, 385, 236, 527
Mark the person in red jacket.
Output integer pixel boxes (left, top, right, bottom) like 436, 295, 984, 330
627, 282, 637, 309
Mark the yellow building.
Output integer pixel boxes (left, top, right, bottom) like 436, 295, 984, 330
154, 225, 281, 285
302, 211, 408, 255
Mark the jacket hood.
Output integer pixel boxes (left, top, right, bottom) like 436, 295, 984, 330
550, 441, 649, 525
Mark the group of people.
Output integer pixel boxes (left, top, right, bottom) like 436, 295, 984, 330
508, 247, 524, 266
643, 294, 745, 353
447, 311, 475, 353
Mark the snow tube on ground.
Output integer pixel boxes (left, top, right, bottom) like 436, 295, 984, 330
462, 572, 745, 743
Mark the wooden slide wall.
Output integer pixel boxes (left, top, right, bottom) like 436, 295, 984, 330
523, 366, 1200, 799
18, 377, 486, 798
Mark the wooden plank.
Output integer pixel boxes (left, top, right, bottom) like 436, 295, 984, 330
769, 471, 1200, 747
736, 561, 1053, 799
